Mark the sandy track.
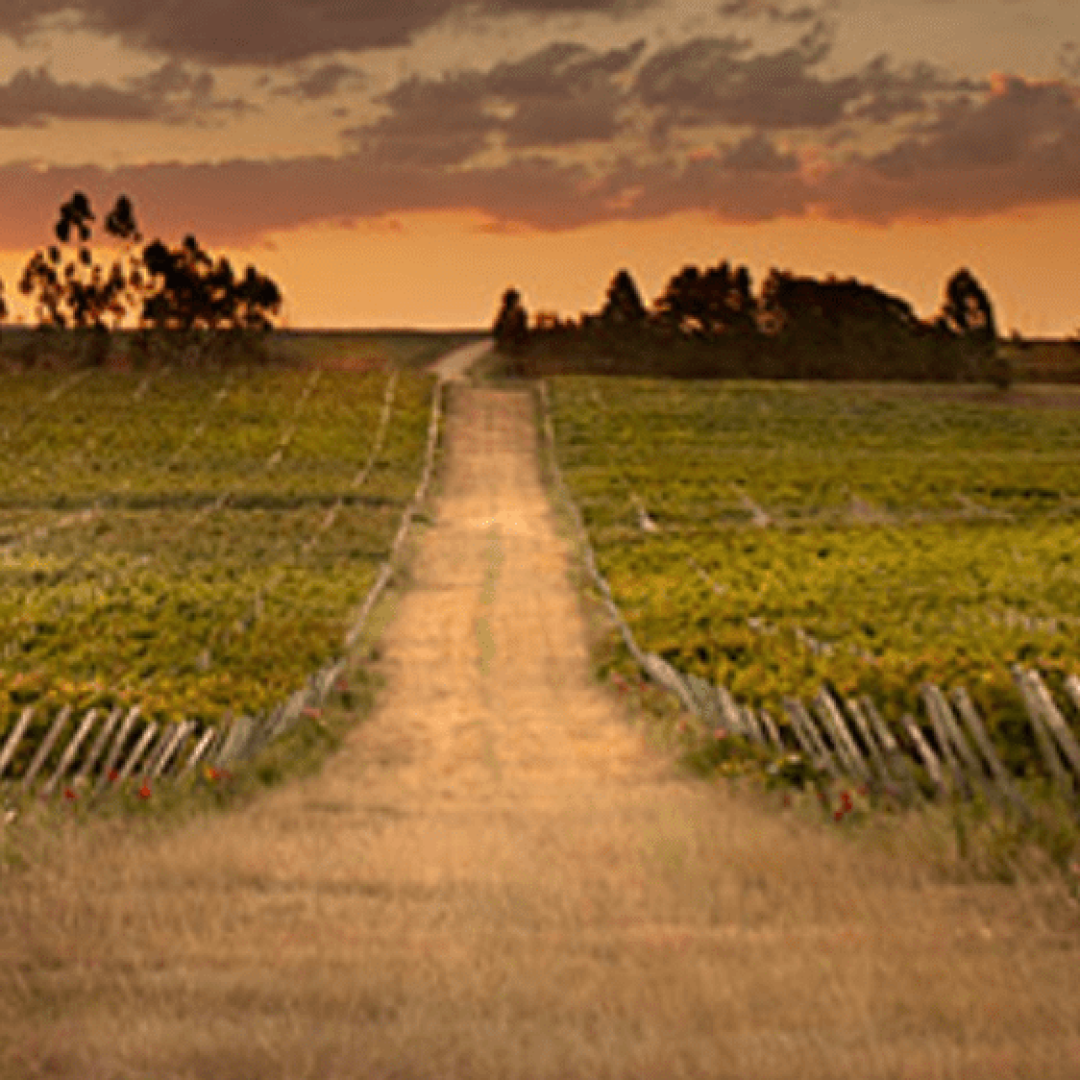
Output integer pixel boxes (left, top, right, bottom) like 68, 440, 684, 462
2, 374, 1079, 1079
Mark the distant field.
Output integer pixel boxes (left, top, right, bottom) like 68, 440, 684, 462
0, 326, 488, 372
0, 359, 439, 772
546, 376, 1080, 765
266, 328, 489, 370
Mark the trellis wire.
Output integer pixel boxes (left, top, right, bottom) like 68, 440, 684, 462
1, 371, 446, 827
537, 380, 1080, 820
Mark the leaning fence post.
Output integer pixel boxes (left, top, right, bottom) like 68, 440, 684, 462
898, 713, 947, 799
1020, 668, 1080, 791
755, 707, 785, 752
813, 689, 870, 782
41, 708, 99, 799
738, 704, 766, 745
0, 707, 35, 785
923, 684, 991, 801
115, 720, 159, 787
783, 698, 840, 779
73, 706, 122, 789
95, 707, 142, 795
858, 697, 921, 803
150, 721, 191, 779
950, 687, 1030, 819
20, 706, 72, 797
1012, 666, 1075, 802
920, 685, 969, 796
175, 727, 219, 783
844, 697, 895, 791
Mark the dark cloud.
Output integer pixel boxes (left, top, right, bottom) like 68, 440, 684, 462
819, 75, 1080, 222
583, 149, 813, 220
126, 60, 254, 120
845, 54, 984, 123
342, 71, 494, 167
636, 29, 984, 143
1059, 42, 1080, 81
0, 66, 158, 126
273, 63, 365, 101
867, 75, 1080, 177
716, 0, 821, 23
0, 153, 601, 253
0, 62, 252, 127
344, 40, 645, 164
0, 0, 656, 65
0, 55, 1075, 253
486, 40, 646, 147
719, 130, 799, 171
635, 24, 863, 132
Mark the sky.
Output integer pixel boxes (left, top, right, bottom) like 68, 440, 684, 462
0, 0, 1077, 334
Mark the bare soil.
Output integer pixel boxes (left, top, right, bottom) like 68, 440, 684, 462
1, 354, 1079, 1079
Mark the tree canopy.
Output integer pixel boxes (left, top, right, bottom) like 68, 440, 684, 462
10, 191, 283, 366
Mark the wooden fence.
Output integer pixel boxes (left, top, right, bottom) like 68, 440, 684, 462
1, 371, 446, 828
537, 382, 1080, 820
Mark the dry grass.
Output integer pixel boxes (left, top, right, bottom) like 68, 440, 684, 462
1, 379, 1078, 1080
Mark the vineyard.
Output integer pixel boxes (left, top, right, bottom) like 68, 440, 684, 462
0, 348, 445, 795
543, 376, 1080, 797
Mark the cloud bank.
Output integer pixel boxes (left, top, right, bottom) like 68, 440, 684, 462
0, 5, 1077, 251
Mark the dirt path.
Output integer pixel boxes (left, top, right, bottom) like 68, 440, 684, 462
2, 368, 1079, 1079
428, 337, 492, 381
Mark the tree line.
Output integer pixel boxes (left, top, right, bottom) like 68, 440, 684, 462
0, 192, 283, 366
493, 262, 1009, 386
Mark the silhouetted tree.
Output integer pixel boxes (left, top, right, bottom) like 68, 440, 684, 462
137, 234, 282, 363
493, 287, 528, 352
758, 269, 951, 380
599, 269, 647, 329
19, 192, 283, 367
938, 267, 1006, 386
652, 265, 708, 338
18, 191, 144, 364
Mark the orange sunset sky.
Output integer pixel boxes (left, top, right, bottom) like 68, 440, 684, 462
0, 0, 1078, 335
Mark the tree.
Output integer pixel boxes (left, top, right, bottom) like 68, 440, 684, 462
18, 192, 283, 366
137, 235, 282, 363
652, 265, 707, 338
492, 287, 528, 352
938, 268, 1006, 386
757, 269, 947, 380
599, 269, 647, 329
18, 191, 142, 364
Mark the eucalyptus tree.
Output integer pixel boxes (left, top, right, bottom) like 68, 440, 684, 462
18, 192, 283, 366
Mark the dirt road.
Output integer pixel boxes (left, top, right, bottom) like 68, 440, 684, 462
2, 362, 1078, 1079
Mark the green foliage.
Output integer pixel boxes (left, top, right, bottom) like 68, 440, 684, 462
0, 366, 437, 772
549, 376, 1080, 776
